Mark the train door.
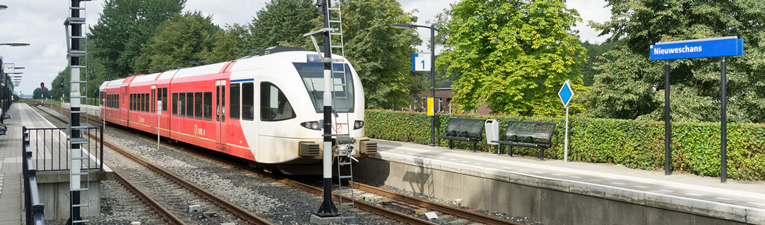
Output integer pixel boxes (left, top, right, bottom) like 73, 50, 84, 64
121, 86, 128, 126
215, 79, 226, 151
151, 85, 156, 132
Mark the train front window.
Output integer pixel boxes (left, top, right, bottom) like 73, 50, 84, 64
293, 63, 355, 113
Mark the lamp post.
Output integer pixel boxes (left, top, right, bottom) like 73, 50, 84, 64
389, 23, 439, 146
0, 43, 30, 47
0, 42, 30, 120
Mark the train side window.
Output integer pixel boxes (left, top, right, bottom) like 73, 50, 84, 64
242, 82, 254, 121
230, 83, 240, 120
204, 92, 212, 121
186, 92, 194, 119
172, 93, 178, 116
179, 93, 186, 117
129, 94, 132, 110
145, 93, 150, 112
195, 92, 203, 120
260, 82, 296, 121
135, 94, 139, 111
162, 87, 168, 111
117, 94, 119, 108
138, 93, 143, 112
143, 93, 148, 112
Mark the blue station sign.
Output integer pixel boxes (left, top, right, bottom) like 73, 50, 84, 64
650, 36, 744, 61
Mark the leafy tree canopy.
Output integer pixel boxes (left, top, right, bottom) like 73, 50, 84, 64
247, 0, 320, 50
586, 0, 765, 122
88, 0, 186, 77
132, 12, 221, 73
438, 0, 587, 116
337, 0, 423, 109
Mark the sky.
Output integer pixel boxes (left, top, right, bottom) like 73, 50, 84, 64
0, 0, 611, 97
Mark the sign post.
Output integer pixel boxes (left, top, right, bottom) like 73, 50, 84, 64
650, 36, 744, 183
558, 80, 574, 162
157, 100, 162, 151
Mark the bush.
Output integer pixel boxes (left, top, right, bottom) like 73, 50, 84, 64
364, 110, 765, 180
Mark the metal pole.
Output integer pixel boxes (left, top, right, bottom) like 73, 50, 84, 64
315, 0, 338, 217
430, 25, 436, 146
158, 105, 160, 151
664, 60, 671, 176
68, 0, 83, 223
102, 98, 105, 132
721, 57, 727, 183
564, 106, 569, 162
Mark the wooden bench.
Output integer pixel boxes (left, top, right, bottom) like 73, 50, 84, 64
494, 121, 556, 160
435, 118, 486, 151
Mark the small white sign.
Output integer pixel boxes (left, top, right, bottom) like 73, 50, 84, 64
424, 212, 438, 220
157, 101, 162, 115
412, 52, 431, 71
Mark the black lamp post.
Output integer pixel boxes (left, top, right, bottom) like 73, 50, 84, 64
389, 23, 439, 146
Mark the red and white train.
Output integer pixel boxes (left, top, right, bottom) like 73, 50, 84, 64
99, 47, 377, 174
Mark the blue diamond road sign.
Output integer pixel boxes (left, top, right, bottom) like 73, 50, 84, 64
558, 80, 574, 108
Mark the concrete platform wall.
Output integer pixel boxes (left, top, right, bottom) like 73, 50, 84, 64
354, 158, 750, 225
36, 171, 112, 220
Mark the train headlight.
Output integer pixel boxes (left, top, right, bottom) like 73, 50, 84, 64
300, 121, 321, 130
353, 120, 364, 130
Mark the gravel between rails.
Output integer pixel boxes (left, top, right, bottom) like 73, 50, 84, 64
34, 106, 400, 224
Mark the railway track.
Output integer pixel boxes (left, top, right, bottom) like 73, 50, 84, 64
36, 104, 271, 225
42, 103, 527, 225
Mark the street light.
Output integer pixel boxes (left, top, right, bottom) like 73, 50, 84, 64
0, 43, 30, 47
390, 23, 440, 146
0, 5, 7, 10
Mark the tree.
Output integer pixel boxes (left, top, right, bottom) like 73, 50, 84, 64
437, 0, 587, 116
88, 0, 186, 77
579, 40, 623, 86
132, 12, 220, 73
247, 0, 320, 50
33, 87, 49, 100
203, 23, 251, 63
587, 0, 765, 122
337, 0, 423, 109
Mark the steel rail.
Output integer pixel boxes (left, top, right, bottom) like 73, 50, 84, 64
45, 104, 515, 225
37, 105, 273, 225
114, 172, 185, 225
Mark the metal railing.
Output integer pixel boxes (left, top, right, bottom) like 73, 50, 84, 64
22, 128, 45, 225
22, 126, 104, 172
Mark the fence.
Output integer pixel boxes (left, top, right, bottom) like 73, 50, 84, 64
22, 128, 45, 225
22, 126, 104, 172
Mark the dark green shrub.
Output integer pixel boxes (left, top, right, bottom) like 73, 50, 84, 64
364, 110, 765, 180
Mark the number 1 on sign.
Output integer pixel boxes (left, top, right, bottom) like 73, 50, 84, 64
413, 53, 431, 71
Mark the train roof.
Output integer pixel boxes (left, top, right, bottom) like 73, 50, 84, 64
102, 78, 126, 89
130, 72, 161, 83
173, 61, 229, 79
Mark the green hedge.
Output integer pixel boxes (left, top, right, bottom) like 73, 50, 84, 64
364, 110, 765, 181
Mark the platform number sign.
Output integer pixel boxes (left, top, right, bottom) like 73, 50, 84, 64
412, 52, 431, 72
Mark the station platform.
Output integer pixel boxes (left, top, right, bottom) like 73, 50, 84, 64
1, 103, 112, 224
354, 139, 765, 225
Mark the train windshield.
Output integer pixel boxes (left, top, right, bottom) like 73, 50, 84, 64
294, 63, 355, 113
